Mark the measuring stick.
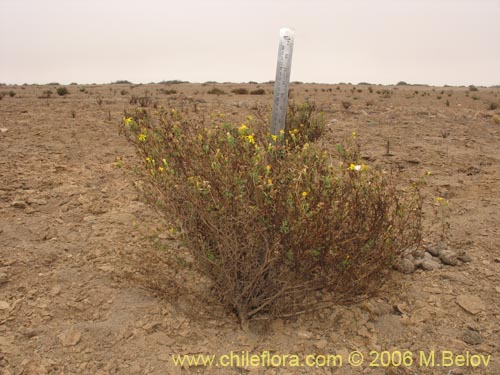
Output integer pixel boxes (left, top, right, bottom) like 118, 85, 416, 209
270, 28, 295, 136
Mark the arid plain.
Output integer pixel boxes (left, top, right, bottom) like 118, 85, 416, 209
0, 82, 499, 374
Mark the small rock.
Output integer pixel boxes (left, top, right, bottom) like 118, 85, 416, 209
315, 339, 328, 350
0, 300, 10, 310
457, 251, 472, 263
462, 329, 483, 345
297, 330, 313, 339
419, 260, 441, 271
426, 243, 446, 257
0, 272, 9, 285
393, 259, 415, 274
11, 200, 27, 209
0, 128, 8, 133
357, 326, 371, 338
440, 250, 459, 266
423, 252, 435, 261
50, 286, 61, 296
412, 248, 426, 259
456, 295, 485, 315
58, 328, 82, 346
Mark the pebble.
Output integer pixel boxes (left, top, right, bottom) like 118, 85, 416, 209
439, 250, 459, 266
58, 328, 82, 346
419, 259, 441, 271
456, 295, 485, 315
394, 259, 415, 274
426, 243, 446, 257
457, 251, 472, 263
0, 272, 9, 285
11, 200, 27, 209
462, 329, 483, 345
315, 339, 328, 350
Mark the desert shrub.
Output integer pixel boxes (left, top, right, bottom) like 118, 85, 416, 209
159, 80, 188, 84
121, 106, 422, 324
56, 87, 69, 96
39, 90, 52, 99
341, 100, 352, 110
284, 102, 325, 145
160, 89, 177, 95
231, 88, 249, 95
250, 89, 266, 95
114, 80, 132, 84
0, 93, 3, 100
396, 81, 408, 86
488, 102, 498, 110
8, 90, 16, 97
469, 85, 478, 92
207, 87, 226, 95
138, 96, 153, 107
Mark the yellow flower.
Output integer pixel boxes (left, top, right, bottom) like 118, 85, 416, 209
138, 133, 146, 142
124, 117, 133, 125
246, 115, 253, 121
238, 123, 248, 133
436, 197, 446, 203
267, 178, 273, 186
348, 164, 364, 171
352, 131, 357, 139
265, 165, 271, 172
246, 134, 255, 144
162, 158, 168, 165
271, 135, 278, 142
427, 171, 432, 176
158, 166, 164, 172
145, 157, 151, 162
279, 129, 285, 135
301, 191, 308, 198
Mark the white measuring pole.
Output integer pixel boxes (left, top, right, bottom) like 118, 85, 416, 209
270, 28, 295, 136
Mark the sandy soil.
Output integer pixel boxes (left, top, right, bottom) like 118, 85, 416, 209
0, 82, 499, 374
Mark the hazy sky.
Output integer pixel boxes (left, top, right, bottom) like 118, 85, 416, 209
1, 0, 499, 86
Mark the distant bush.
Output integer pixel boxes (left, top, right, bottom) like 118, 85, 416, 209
56, 87, 69, 96
114, 80, 132, 84
469, 85, 479, 92
159, 89, 177, 95
121, 104, 422, 324
39, 90, 53, 99
207, 88, 226, 95
159, 80, 189, 84
231, 88, 249, 95
120, 89, 129, 95
488, 103, 498, 110
396, 81, 408, 86
8, 90, 16, 97
341, 100, 352, 109
250, 89, 266, 95
70, 82, 78, 85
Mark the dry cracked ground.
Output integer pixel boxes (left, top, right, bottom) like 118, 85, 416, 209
0, 83, 499, 374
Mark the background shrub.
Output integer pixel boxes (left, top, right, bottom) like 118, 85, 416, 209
250, 89, 266, 95
121, 106, 422, 325
56, 87, 69, 96
231, 88, 249, 95
207, 87, 226, 95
